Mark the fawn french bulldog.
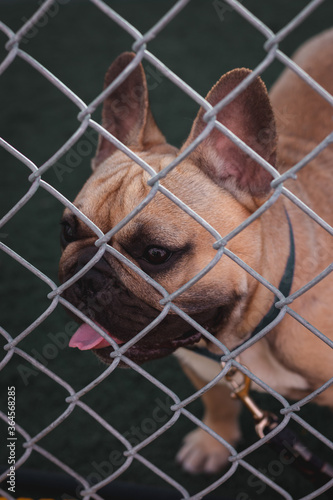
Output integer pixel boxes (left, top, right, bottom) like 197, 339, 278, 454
59, 29, 333, 473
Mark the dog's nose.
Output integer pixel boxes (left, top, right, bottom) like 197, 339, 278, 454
75, 247, 111, 295
76, 247, 110, 274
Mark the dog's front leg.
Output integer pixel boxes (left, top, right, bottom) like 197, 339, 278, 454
176, 363, 241, 474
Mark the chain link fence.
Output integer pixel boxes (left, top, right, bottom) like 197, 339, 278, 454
1, 0, 333, 499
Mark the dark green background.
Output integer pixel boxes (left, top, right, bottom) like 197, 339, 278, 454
1, 1, 333, 499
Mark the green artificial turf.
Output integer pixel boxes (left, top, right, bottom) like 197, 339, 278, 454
1, 1, 333, 499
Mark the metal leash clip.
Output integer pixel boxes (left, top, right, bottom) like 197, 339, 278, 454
224, 365, 333, 487
225, 366, 278, 438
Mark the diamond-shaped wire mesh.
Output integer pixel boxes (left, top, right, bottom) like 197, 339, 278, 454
0, 1, 333, 499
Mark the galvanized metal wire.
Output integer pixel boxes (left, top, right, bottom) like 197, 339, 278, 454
1, 1, 333, 499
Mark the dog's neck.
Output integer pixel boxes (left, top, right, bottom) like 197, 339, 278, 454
185, 210, 295, 363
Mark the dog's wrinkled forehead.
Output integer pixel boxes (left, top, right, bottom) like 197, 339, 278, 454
71, 145, 246, 248
73, 150, 175, 223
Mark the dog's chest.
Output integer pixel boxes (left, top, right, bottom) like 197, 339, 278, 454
175, 344, 309, 398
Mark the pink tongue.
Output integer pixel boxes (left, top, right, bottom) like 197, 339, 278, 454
69, 323, 122, 351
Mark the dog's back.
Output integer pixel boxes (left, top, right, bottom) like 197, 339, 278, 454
270, 28, 333, 151
263, 29, 333, 405
269, 29, 333, 234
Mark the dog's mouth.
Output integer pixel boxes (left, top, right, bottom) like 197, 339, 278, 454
69, 322, 201, 365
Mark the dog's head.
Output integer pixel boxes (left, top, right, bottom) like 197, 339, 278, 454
59, 53, 277, 364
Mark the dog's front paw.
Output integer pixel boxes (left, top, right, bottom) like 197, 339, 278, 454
176, 427, 235, 474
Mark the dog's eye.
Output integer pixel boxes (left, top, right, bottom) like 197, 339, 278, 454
60, 219, 77, 247
142, 246, 172, 265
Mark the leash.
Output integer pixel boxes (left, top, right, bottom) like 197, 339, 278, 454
226, 367, 333, 488
184, 210, 333, 486
183, 360, 333, 489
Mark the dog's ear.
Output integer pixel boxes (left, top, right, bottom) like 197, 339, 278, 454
182, 69, 277, 198
93, 52, 166, 169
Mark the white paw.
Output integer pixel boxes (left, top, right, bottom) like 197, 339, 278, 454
176, 427, 234, 474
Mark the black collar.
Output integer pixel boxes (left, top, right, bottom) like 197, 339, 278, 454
186, 210, 295, 364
